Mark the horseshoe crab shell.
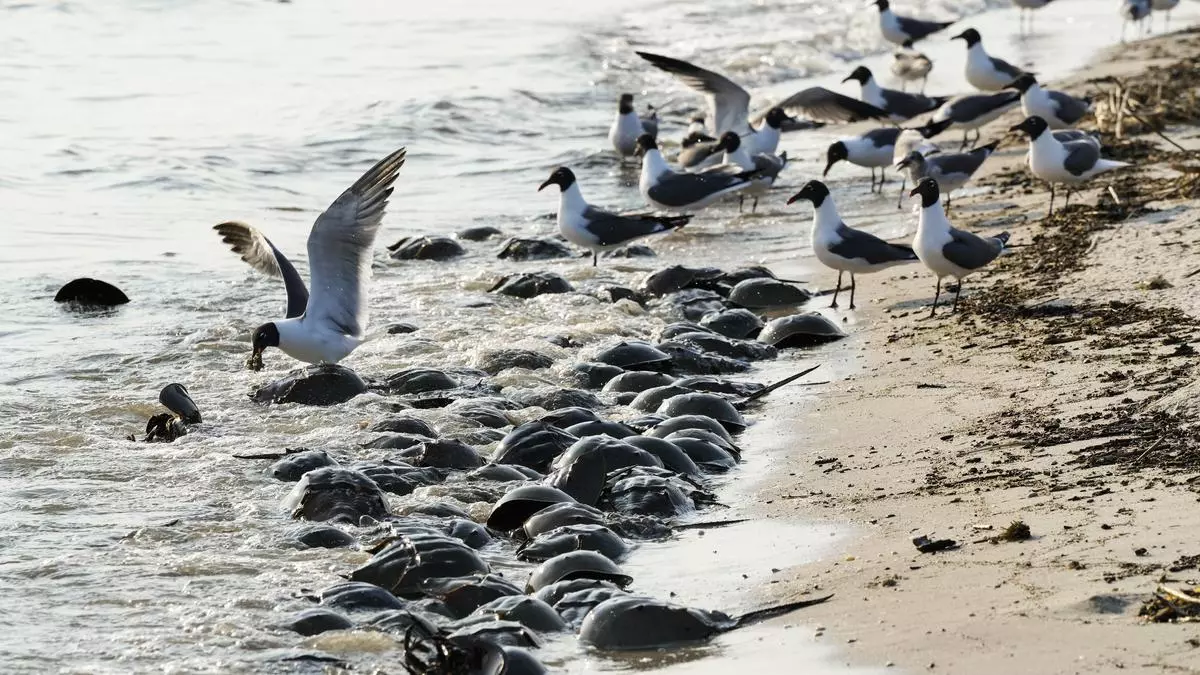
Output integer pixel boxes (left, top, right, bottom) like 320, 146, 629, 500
387, 235, 465, 260
656, 393, 746, 433
492, 422, 578, 473
554, 586, 631, 629
517, 524, 630, 563
727, 278, 812, 309
699, 308, 764, 339
646, 414, 732, 442
666, 332, 776, 361
423, 573, 523, 619
601, 371, 676, 394
621, 436, 702, 476
640, 265, 723, 296
667, 437, 738, 471
252, 364, 367, 406
369, 416, 439, 437
471, 595, 567, 633
349, 535, 490, 597
490, 271, 574, 298
538, 407, 602, 429
525, 551, 633, 593
486, 485, 577, 531
594, 341, 671, 370
283, 467, 391, 524
757, 312, 847, 348
533, 578, 624, 607
564, 420, 636, 439
522, 502, 607, 539
630, 384, 696, 413
396, 439, 485, 470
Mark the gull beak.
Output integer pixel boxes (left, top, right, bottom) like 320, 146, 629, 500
822, 160, 836, 177
1007, 123, 1023, 133
786, 192, 804, 205
537, 178, 553, 192
246, 348, 264, 372
896, 158, 911, 170
908, 185, 921, 198
840, 75, 855, 84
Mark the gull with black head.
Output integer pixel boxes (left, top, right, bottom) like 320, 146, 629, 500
1008, 74, 1091, 130
1010, 115, 1130, 216
678, 108, 791, 172
539, 167, 690, 266
870, 0, 956, 45
952, 29, 1026, 91
911, 177, 1009, 317
217, 147, 407, 371
824, 127, 903, 192
635, 134, 753, 212
919, 90, 1021, 149
843, 66, 947, 121
703, 132, 788, 213
609, 93, 658, 159
788, 180, 918, 309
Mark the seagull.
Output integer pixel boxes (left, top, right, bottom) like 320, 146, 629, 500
637, 52, 800, 156
896, 140, 1000, 211
910, 177, 1009, 317
1009, 115, 1130, 216
952, 29, 1026, 91
609, 93, 658, 159
217, 147, 407, 371
678, 108, 791, 171
787, 180, 918, 309
824, 127, 903, 192
891, 41, 934, 92
1152, 0, 1181, 30
870, 0, 956, 45
636, 134, 753, 212
705, 131, 788, 212
919, 91, 1021, 149
1012, 0, 1057, 32
770, 86, 890, 123
1007, 74, 1091, 129
843, 65, 947, 121
892, 123, 948, 207
1122, 0, 1151, 40
538, 167, 690, 266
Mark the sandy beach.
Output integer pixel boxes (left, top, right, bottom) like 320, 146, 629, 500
745, 27, 1200, 674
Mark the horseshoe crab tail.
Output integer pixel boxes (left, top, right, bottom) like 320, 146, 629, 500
738, 364, 821, 407
732, 594, 834, 628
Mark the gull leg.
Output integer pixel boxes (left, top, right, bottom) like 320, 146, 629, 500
897, 176, 907, 209
870, 167, 877, 193
1048, 184, 1056, 217
930, 277, 942, 318
849, 273, 857, 310
831, 271, 842, 309
592, 252, 598, 267
952, 278, 964, 313
739, 195, 745, 213
1064, 188, 1072, 210
879, 168, 886, 189
960, 131, 969, 151
752, 197, 759, 213
946, 192, 952, 214
921, 75, 928, 94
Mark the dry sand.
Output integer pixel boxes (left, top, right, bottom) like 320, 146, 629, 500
747, 28, 1200, 675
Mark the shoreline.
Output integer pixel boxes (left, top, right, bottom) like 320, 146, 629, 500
747, 28, 1200, 674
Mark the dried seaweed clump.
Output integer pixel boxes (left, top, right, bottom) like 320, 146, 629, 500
1139, 585, 1200, 623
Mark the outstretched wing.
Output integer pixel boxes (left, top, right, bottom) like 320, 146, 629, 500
637, 51, 752, 136
213, 221, 309, 319
304, 147, 407, 337
774, 87, 889, 123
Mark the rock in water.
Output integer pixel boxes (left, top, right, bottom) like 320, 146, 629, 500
251, 364, 367, 406
54, 278, 129, 307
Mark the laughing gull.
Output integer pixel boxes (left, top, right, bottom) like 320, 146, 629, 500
891, 41, 934, 92
1122, 0, 1151, 40
538, 167, 690, 266
1007, 74, 1091, 129
870, 0, 956, 45
771, 86, 890, 123
824, 127, 903, 192
705, 131, 788, 212
678, 108, 791, 171
1012, 0, 1057, 32
891, 122, 949, 206
896, 140, 1000, 211
1152, 0, 1181, 30
636, 134, 752, 212
910, 178, 1009, 316
843, 65, 947, 121
1010, 115, 1130, 216
919, 91, 1021, 149
952, 29, 1026, 91
787, 180, 918, 309
235, 147, 407, 370
609, 93, 658, 159
214, 222, 309, 320
636, 52, 801, 156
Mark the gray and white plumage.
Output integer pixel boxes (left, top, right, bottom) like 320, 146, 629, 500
637, 135, 752, 212
897, 141, 999, 197
843, 66, 946, 121
931, 92, 1022, 128
214, 221, 309, 319
772, 86, 890, 124
891, 42, 933, 90
1009, 74, 1091, 129
872, 0, 956, 45
954, 29, 1026, 91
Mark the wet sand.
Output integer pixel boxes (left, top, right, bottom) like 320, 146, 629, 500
746, 28, 1200, 674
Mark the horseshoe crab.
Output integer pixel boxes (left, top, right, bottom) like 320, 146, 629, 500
674, 375, 763, 398
533, 578, 624, 607
659, 322, 710, 340
270, 449, 338, 481
621, 436, 702, 476
699, 308, 764, 339
490, 272, 573, 298
396, 439, 485, 470
458, 225, 504, 241
423, 574, 524, 619
366, 608, 448, 635
647, 414, 732, 442
602, 474, 695, 517
657, 342, 751, 375
568, 362, 625, 389
594, 341, 671, 371
283, 468, 391, 524
477, 349, 554, 376
665, 429, 742, 458
601, 371, 676, 394
630, 384, 696, 413
54, 278, 129, 307
553, 586, 630, 629
757, 312, 846, 348
360, 464, 447, 497
538, 407, 603, 429
287, 524, 355, 549
727, 278, 813, 309
486, 485, 577, 532
492, 422, 578, 473
579, 595, 833, 650
522, 502, 607, 539
445, 401, 512, 429
380, 367, 461, 395
252, 364, 367, 406
470, 595, 567, 633
640, 265, 723, 296
657, 393, 746, 433
666, 437, 738, 471
319, 581, 405, 612
349, 535, 490, 598
362, 433, 429, 450
666, 288, 729, 322
369, 416, 439, 437
508, 386, 602, 411
666, 332, 776, 361
553, 436, 663, 474
525, 551, 633, 593
496, 236, 575, 260
467, 464, 536, 482
564, 420, 636, 439
283, 608, 353, 636
517, 524, 630, 563
387, 235, 465, 261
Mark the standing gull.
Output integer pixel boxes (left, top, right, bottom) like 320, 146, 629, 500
1122, 0, 1151, 40
870, 0, 956, 45
842, 66, 947, 121
891, 41, 934, 92
635, 134, 753, 212
224, 147, 407, 370
892, 122, 949, 207
896, 141, 1000, 211
824, 127, 903, 193
678, 108, 791, 171
787, 180, 918, 309
1009, 115, 1130, 216
1152, 0, 1181, 30
1008, 74, 1091, 129
910, 178, 1009, 317
539, 167, 690, 266
919, 91, 1021, 149
609, 93, 658, 159
952, 29, 1026, 91
1012, 0, 1057, 32
706, 131, 788, 212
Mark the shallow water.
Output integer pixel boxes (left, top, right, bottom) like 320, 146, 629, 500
1, 0, 1194, 672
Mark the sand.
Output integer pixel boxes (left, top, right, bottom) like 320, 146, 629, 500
747, 28, 1200, 675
